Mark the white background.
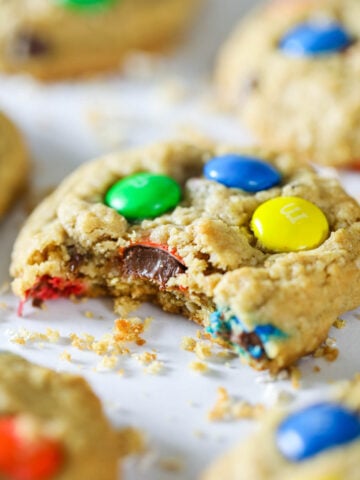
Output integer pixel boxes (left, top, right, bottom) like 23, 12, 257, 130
1, 1, 360, 479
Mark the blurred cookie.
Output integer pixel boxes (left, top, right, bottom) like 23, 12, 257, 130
0, 0, 201, 80
0, 112, 28, 218
215, 0, 360, 167
0, 352, 121, 479
203, 376, 360, 480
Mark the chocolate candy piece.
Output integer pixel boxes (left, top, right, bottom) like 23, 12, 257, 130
204, 154, 281, 192
10, 31, 50, 59
105, 173, 181, 221
251, 196, 329, 252
121, 244, 186, 286
0, 416, 63, 480
280, 21, 353, 56
277, 403, 360, 462
58, 0, 116, 10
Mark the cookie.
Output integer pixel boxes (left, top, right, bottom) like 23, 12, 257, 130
0, 112, 28, 218
0, 0, 201, 81
0, 352, 121, 480
215, 0, 360, 167
203, 376, 360, 480
10, 141, 360, 371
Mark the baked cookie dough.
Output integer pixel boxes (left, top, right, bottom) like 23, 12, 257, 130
0, 112, 28, 218
0, 0, 201, 81
203, 376, 360, 480
215, 0, 360, 167
0, 352, 121, 480
10, 141, 360, 371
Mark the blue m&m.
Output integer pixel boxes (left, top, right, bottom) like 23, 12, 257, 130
280, 21, 352, 56
203, 154, 281, 192
276, 403, 360, 462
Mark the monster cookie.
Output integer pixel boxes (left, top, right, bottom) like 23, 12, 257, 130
0, 0, 201, 81
10, 142, 360, 371
215, 0, 360, 167
0, 112, 28, 218
0, 352, 121, 480
203, 376, 360, 480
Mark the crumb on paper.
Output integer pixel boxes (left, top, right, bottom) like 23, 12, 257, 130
60, 351, 71, 362
181, 336, 196, 352
114, 317, 147, 346
0, 302, 8, 310
313, 345, 339, 362
333, 318, 346, 329
96, 355, 118, 371
208, 387, 265, 422
158, 456, 184, 473
289, 366, 302, 389
194, 341, 212, 360
84, 310, 94, 319
313, 365, 321, 373
133, 351, 157, 365
189, 361, 209, 374
144, 360, 164, 375
9, 327, 60, 345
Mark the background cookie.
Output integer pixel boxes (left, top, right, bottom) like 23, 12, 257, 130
0, 112, 28, 218
0, 0, 201, 81
215, 0, 360, 167
203, 376, 360, 480
10, 141, 360, 371
0, 352, 121, 479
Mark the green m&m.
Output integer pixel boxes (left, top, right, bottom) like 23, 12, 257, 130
58, 0, 116, 11
105, 172, 181, 220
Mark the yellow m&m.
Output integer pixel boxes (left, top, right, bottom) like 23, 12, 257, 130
251, 196, 329, 252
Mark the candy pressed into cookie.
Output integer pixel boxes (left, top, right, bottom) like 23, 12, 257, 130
0, 353, 121, 480
10, 141, 360, 371
0, 112, 28, 218
0, 0, 201, 81
215, 0, 360, 167
203, 376, 360, 480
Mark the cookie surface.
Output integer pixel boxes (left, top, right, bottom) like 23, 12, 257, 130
215, 0, 360, 167
203, 376, 360, 480
0, 352, 121, 480
10, 141, 360, 371
0, 112, 28, 218
0, 0, 200, 80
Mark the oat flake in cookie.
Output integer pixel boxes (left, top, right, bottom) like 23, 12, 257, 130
0, 112, 28, 218
10, 141, 360, 371
0, 353, 121, 479
0, 0, 201, 81
215, 0, 360, 167
203, 376, 360, 480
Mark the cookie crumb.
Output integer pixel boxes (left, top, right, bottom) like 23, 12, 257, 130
114, 317, 146, 346
84, 310, 94, 319
133, 351, 157, 365
208, 387, 265, 422
313, 345, 339, 362
144, 360, 164, 375
60, 351, 71, 362
96, 355, 118, 371
333, 318, 346, 329
180, 336, 197, 352
194, 341, 212, 360
189, 361, 209, 374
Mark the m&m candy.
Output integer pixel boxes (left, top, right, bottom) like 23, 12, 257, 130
58, 0, 116, 10
0, 416, 63, 480
251, 196, 329, 252
105, 172, 181, 220
204, 154, 281, 192
280, 21, 352, 56
276, 403, 360, 462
